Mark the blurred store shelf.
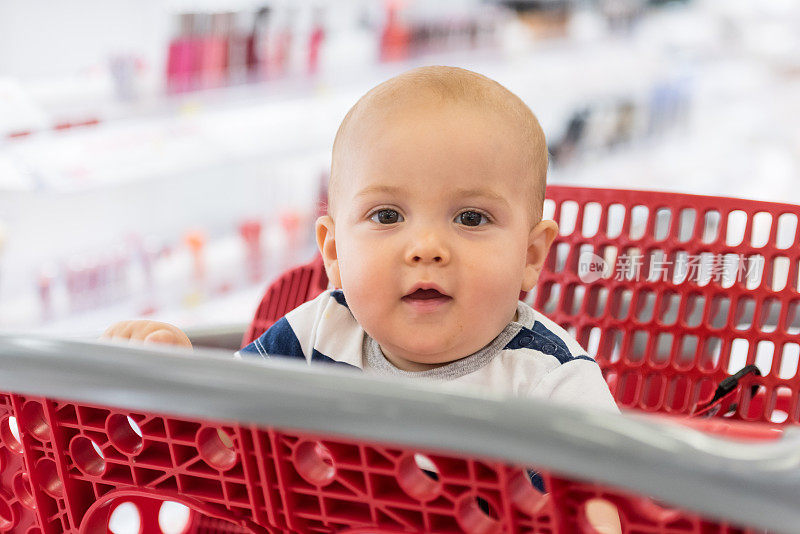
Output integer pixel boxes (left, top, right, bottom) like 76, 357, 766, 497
0, 0, 798, 337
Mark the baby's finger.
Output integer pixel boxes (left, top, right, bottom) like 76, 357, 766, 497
142, 329, 177, 345
100, 322, 128, 340
144, 327, 192, 348
112, 322, 137, 342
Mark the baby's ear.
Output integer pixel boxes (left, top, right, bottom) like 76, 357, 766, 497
522, 219, 559, 292
315, 215, 342, 288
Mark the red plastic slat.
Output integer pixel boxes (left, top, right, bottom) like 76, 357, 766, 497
242, 255, 328, 348
0, 394, 43, 534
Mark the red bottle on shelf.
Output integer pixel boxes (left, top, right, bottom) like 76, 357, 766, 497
272, 20, 293, 78
165, 13, 197, 93
307, 8, 325, 75
380, 0, 410, 62
239, 220, 264, 284
184, 230, 206, 287
202, 12, 231, 89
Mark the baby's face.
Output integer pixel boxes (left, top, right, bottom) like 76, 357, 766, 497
318, 103, 555, 371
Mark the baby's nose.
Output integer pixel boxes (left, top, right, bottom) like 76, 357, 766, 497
411, 253, 444, 263
405, 233, 450, 265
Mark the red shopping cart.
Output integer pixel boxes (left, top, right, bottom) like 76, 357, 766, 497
1, 185, 799, 533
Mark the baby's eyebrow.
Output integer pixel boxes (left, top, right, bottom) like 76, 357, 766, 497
353, 185, 405, 199
353, 185, 510, 209
452, 188, 511, 209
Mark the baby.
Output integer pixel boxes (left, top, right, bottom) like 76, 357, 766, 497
104, 65, 621, 531
105, 66, 616, 411
104, 67, 616, 409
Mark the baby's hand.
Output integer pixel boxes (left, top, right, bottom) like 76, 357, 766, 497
101, 320, 192, 349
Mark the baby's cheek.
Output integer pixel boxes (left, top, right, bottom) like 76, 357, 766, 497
339, 263, 390, 318
464, 259, 522, 324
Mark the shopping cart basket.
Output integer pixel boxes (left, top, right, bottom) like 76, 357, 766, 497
1, 186, 799, 533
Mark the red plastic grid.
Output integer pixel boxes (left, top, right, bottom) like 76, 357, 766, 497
243, 424, 770, 534
535, 186, 800, 424
0, 394, 43, 534
2, 394, 284, 532
258, 429, 559, 533
11, 396, 75, 534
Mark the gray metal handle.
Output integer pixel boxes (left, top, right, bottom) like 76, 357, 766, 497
0, 334, 798, 533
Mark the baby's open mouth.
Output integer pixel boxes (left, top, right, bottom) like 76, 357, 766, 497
401, 287, 452, 312
402, 288, 452, 301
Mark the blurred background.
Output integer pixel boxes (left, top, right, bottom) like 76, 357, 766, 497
0, 0, 798, 341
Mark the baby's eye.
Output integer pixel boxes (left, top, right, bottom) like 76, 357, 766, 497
456, 211, 490, 227
370, 209, 404, 224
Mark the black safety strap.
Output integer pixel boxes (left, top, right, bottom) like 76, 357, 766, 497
692, 364, 762, 418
